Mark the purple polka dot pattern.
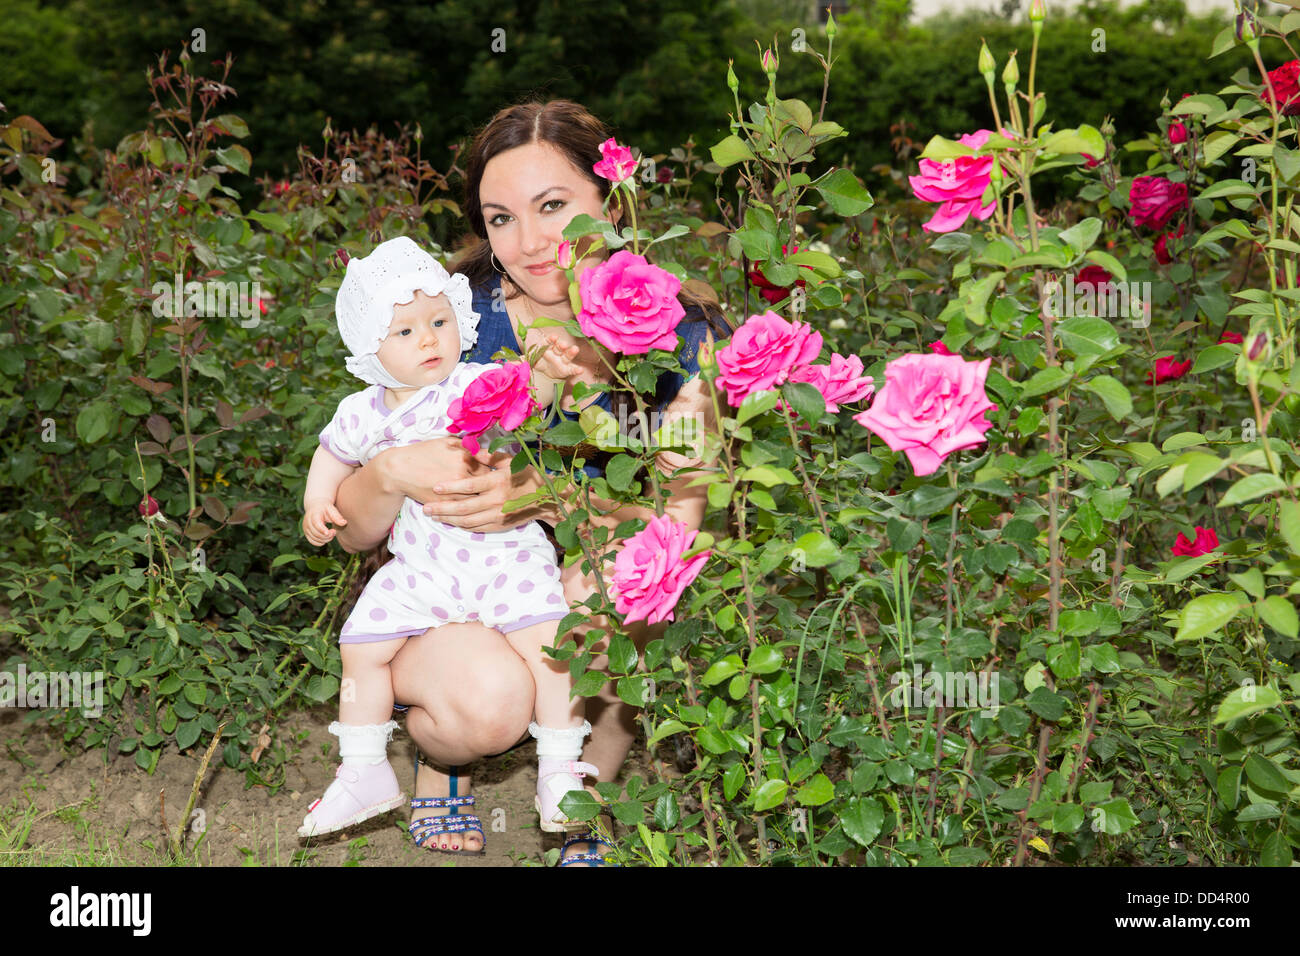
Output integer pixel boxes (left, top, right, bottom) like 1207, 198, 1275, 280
405, 530, 417, 545
450, 581, 462, 600
485, 556, 498, 567
407, 575, 416, 589
457, 548, 470, 562
471, 532, 485, 542
433, 607, 449, 620
402, 412, 416, 427
493, 573, 507, 589
382, 578, 396, 591
475, 584, 488, 600
370, 608, 388, 621
547, 594, 562, 605
351, 414, 360, 429
504, 540, 519, 549
429, 532, 441, 547
494, 604, 509, 616
516, 552, 530, 563
518, 581, 534, 593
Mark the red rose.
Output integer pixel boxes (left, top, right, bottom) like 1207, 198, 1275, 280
138, 495, 160, 518
1075, 265, 1114, 293
656, 165, 673, 183
747, 244, 814, 306
1168, 120, 1188, 144
1082, 153, 1100, 168
929, 341, 956, 356
1172, 526, 1218, 557
1154, 223, 1186, 265
1262, 60, 1300, 117
1145, 355, 1192, 385
1218, 330, 1243, 344
1130, 176, 1188, 230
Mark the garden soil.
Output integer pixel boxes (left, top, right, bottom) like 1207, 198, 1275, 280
0, 705, 643, 866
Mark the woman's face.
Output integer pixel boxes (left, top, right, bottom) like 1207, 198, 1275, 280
479, 140, 616, 310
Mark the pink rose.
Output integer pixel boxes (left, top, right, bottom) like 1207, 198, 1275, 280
788, 354, 874, 412
612, 514, 711, 625
448, 362, 539, 455
556, 239, 574, 269
852, 353, 997, 476
577, 250, 684, 355
930, 341, 957, 356
1172, 526, 1219, 557
1129, 176, 1188, 230
592, 137, 637, 184
714, 311, 824, 408
1145, 355, 1192, 385
908, 132, 997, 233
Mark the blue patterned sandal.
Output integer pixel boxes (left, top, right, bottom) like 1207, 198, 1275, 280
559, 827, 620, 867
408, 756, 485, 856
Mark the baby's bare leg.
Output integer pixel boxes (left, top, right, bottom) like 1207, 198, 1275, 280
503, 621, 583, 728
339, 637, 406, 726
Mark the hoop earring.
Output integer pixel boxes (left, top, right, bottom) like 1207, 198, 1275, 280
490, 252, 506, 275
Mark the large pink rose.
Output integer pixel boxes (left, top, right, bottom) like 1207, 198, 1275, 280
592, 137, 637, 183
577, 250, 685, 355
908, 131, 997, 233
1129, 176, 1188, 230
612, 514, 711, 625
447, 361, 538, 455
787, 353, 874, 412
852, 353, 997, 476
713, 311, 823, 408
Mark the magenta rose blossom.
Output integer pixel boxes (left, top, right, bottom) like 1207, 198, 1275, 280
852, 353, 997, 476
577, 250, 685, 355
714, 311, 824, 408
1218, 330, 1244, 345
1168, 120, 1188, 144
930, 341, 957, 356
612, 514, 712, 625
1262, 60, 1300, 116
592, 137, 637, 183
1172, 526, 1219, 557
448, 361, 539, 455
1145, 355, 1192, 385
787, 353, 875, 412
1129, 176, 1188, 230
908, 131, 996, 233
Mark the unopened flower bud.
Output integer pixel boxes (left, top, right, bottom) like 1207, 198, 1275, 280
1002, 51, 1019, 94
727, 60, 739, 93
139, 495, 160, 518
761, 47, 778, 76
825, 11, 837, 40
978, 40, 996, 84
556, 239, 574, 270
1248, 331, 1269, 360
1029, 0, 1046, 22
414, 122, 423, 144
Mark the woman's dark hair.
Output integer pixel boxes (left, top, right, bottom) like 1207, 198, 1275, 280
451, 98, 733, 464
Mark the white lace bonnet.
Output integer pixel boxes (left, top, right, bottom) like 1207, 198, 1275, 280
335, 236, 480, 388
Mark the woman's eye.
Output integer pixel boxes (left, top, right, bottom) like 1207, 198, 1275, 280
488, 213, 511, 226
542, 199, 565, 213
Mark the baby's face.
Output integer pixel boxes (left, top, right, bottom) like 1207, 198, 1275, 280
376, 290, 460, 387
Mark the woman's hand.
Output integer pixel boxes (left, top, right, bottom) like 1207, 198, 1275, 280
420, 446, 553, 532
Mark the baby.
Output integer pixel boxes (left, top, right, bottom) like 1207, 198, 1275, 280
297, 236, 596, 840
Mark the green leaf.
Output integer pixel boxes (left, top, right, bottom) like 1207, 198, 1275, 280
1093, 798, 1140, 835
1040, 124, 1106, 159
1214, 683, 1283, 723
796, 773, 835, 807
215, 144, 250, 175
748, 644, 784, 675
1243, 753, 1289, 794
1191, 344, 1237, 373
573, 670, 607, 696
1049, 802, 1086, 833
75, 402, 115, 444
723, 763, 745, 800
736, 389, 778, 425
701, 655, 743, 686
1025, 686, 1066, 721
710, 134, 755, 167
557, 789, 602, 823
1056, 316, 1119, 359
1261, 833, 1294, 867
839, 797, 884, 847
1047, 639, 1081, 680
752, 778, 788, 812
782, 381, 825, 424
1019, 366, 1070, 399
1081, 375, 1132, 421
1220, 472, 1286, 506
814, 168, 874, 216
1058, 217, 1102, 254
1279, 500, 1300, 556
1176, 592, 1245, 642
1259, 595, 1299, 637
653, 793, 681, 830
175, 720, 202, 751
246, 210, 289, 234
183, 683, 207, 706
792, 532, 841, 568
1216, 766, 1242, 809
605, 454, 639, 493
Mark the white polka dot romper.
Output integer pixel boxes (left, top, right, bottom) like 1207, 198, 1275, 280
319, 361, 569, 644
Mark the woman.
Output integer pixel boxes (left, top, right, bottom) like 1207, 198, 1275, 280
333, 99, 731, 862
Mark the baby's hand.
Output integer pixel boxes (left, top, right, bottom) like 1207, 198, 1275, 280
303, 501, 347, 547
534, 333, 585, 383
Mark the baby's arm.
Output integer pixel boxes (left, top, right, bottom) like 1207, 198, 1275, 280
303, 446, 358, 547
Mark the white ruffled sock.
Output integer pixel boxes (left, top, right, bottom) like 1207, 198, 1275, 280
331, 720, 398, 767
